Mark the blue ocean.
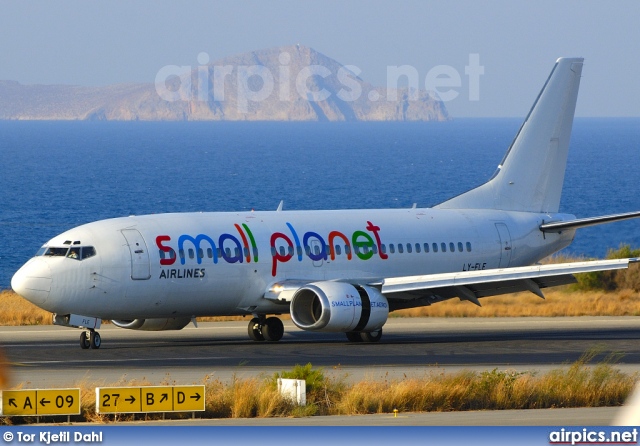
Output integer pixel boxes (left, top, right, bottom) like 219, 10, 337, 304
1, 119, 639, 289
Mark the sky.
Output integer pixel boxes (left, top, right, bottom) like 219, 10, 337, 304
1, 0, 639, 117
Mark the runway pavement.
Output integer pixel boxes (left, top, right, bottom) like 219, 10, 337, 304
2, 317, 640, 425
3, 316, 640, 388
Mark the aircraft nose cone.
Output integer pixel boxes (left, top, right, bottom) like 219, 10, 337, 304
11, 258, 52, 305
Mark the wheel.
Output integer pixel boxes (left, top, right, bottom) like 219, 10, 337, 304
262, 317, 284, 342
90, 331, 101, 349
247, 317, 265, 341
80, 332, 90, 349
345, 331, 362, 342
360, 328, 382, 342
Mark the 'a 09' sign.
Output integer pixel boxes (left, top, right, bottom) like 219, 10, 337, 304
1, 389, 80, 416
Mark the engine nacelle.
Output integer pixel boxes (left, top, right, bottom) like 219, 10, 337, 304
111, 317, 191, 331
290, 281, 388, 332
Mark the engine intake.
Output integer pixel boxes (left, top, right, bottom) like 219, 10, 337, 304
290, 281, 388, 332
111, 317, 191, 331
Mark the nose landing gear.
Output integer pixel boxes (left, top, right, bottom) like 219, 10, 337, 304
79, 330, 101, 349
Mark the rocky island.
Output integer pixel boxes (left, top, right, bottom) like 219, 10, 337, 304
0, 45, 448, 121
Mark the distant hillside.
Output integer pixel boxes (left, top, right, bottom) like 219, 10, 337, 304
0, 45, 448, 121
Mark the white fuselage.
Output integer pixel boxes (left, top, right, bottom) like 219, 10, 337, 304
13, 207, 576, 320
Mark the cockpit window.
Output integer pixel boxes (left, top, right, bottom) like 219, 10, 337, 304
67, 247, 81, 259
81, 247, 96, 259
45, 247, 69, 257
41, 246, 96, 260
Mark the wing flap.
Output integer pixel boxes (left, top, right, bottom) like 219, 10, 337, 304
382, 259, 631, 298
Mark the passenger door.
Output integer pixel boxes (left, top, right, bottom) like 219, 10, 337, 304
121, 229, 151, 280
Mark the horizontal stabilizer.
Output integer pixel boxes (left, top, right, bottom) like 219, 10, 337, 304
540, 211, 640, 232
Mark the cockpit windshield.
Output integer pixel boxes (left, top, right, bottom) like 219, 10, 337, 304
40, 246, 96, 260
44, 247, 70, 257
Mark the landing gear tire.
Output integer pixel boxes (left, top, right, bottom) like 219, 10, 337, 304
90, 331, 101, 349
248, 317, 265, 341
262, 317, 284, 342
80, 332, 90, 349
360, 329, 382, 342
346, 331, 362, 342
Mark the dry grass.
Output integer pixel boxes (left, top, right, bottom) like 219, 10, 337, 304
3, 287, 640, 326
393, 288, 640, 318
335, 355, 634, 414
1, 355, 635, 424
0, 289, 52, 325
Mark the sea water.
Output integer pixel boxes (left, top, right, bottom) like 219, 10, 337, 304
1, 118, 638, 288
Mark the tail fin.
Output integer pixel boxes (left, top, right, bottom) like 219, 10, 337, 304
436, 57, 583, 213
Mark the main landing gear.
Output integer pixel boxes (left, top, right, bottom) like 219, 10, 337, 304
345, 328, 383, 343
247, 316, 284, 342
80, 329, 101, 349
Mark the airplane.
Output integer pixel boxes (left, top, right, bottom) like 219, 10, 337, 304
10, 57, 640, 350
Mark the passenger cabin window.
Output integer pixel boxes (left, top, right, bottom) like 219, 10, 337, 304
449, 242, 455, 252
335, 245, 342, 256
466, 242, 472, 252
458, 242, 464, 252
380, 244, 387, 254
415, 243, 421, 253
441, 243, 447, 252
389, 244, 395, 254
432, 243, 438, 253
424, 243, 429, 253
398, 244, 404, 254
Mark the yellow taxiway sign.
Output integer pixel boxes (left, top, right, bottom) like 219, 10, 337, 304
1, 389, 80, 416
96, 385, 205, 413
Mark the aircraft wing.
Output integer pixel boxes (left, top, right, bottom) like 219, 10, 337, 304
379, 258, 636, 308
266, 258, 637, 308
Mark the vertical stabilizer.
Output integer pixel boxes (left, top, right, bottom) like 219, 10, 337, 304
436, 58, 583, 213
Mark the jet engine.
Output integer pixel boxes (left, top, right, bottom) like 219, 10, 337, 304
290, 281, 388, 332
111, 317, 191, 331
